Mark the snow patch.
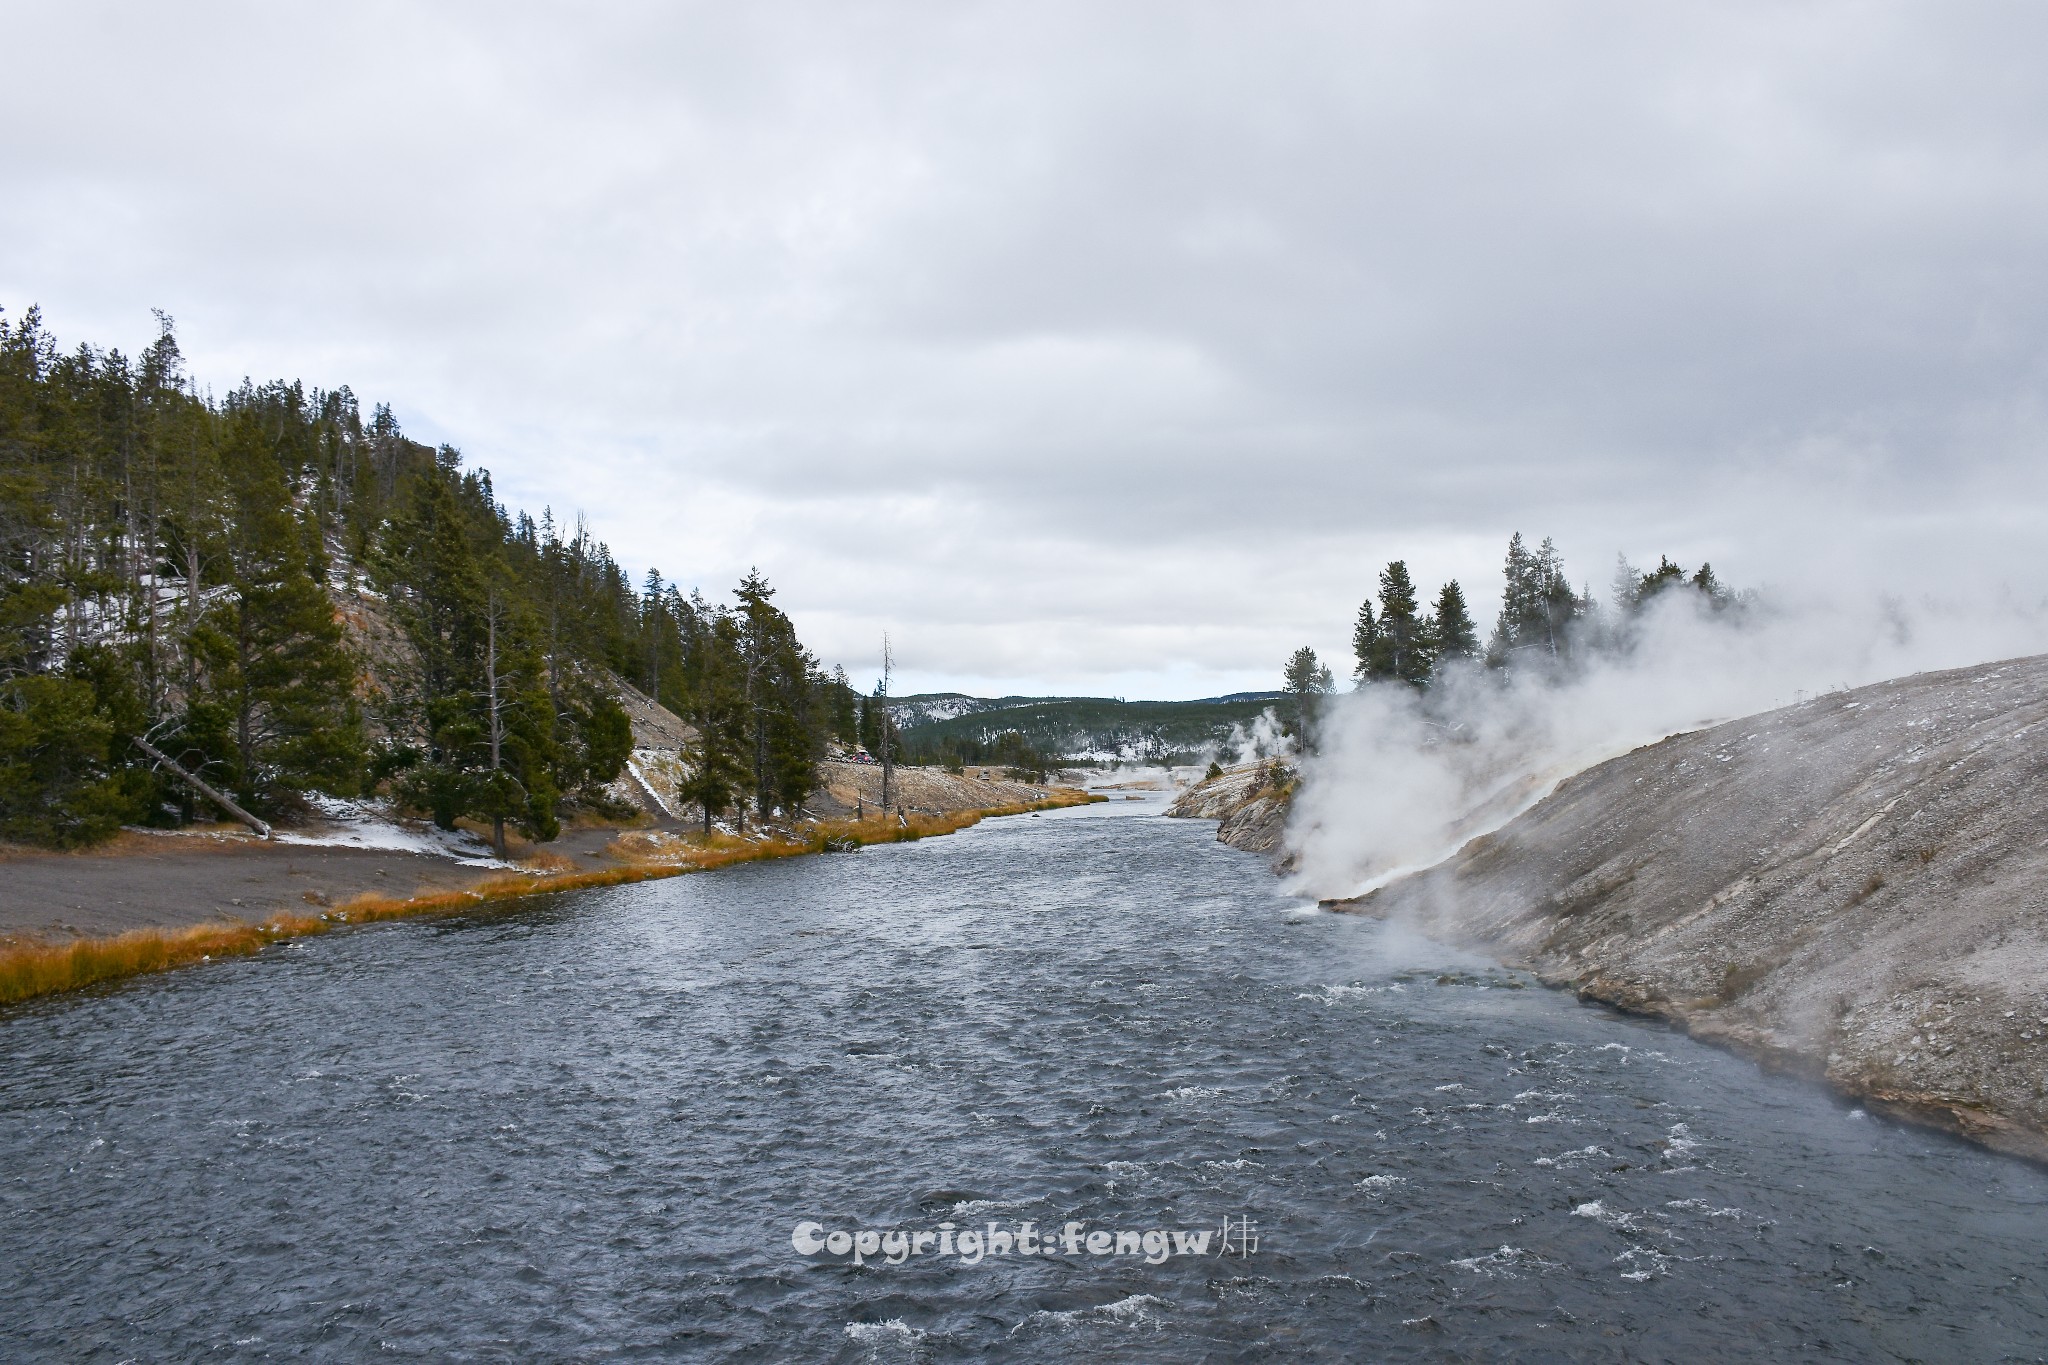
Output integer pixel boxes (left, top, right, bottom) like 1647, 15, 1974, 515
271, 795, 517, 867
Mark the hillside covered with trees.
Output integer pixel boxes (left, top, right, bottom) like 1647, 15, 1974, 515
0, 309, 855, 850
888, 692, 1285, 773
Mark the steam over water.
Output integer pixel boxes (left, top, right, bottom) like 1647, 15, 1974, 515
4, 798, 2046, 1360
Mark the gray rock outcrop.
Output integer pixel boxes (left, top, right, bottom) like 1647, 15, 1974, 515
1166, 762, 1295, 857
1334, 654, 2048, 1160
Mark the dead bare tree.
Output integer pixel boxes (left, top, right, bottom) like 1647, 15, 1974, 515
878, 632, 896, 817
132, 734, 271, 839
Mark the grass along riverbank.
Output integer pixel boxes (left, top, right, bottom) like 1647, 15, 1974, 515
0, 791, 1104, 1008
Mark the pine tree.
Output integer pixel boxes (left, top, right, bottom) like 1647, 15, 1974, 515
1488, 532, 1584, 667
1369, 561, 1429, 686
732, 570, 823, 821
186, 402, 365, 808
679, 610, 750, 832
764, 658, 826, 816
0, 648, 150, 846
487, 594, 565, 851
1616, 555, 1738, 618
1633, 555, 1686, 607
828, 664, 857, 745
1350, 597, 1378, 685
160, 401, 229, 739
1282, 645, 1334, 747
0, 309, 67, 680
1690, 562, 1730, 607
1430, 580, 1479, 663
856, 690, 879, 757
1487, 532, 1532, 667
1532, 537, 1581, 658
473, 589, 524, 857
640, 567, 665, 694
381, 472, 486, 828
1610, 554, 1642, 614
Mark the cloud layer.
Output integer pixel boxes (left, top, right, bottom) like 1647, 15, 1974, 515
7, 2, 2045, 694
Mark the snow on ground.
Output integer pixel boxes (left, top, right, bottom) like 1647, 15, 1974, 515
270, 795, 519, 868
602, 748, 691, 819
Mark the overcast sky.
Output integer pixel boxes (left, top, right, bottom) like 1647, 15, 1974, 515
6, 3, 2046, 697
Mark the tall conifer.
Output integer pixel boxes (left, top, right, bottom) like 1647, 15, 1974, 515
1369, 560, 1429, 686
1431, 580, 1479, 663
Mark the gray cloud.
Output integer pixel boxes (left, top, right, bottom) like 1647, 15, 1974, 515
5, 2, 2045, 694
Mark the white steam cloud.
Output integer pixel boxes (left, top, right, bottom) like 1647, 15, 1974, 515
1285, 590, 2048, 899
1210, 709, 1293, 770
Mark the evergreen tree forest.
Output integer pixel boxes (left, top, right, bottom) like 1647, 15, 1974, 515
897, 728, 1057, 783
0, 309, 854, 849
1316, 535, 1748, 701
1340, 560, 1481, 694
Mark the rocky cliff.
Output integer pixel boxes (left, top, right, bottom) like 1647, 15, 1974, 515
1165, 761, 1295, 857
1330, 654, 2048, 1160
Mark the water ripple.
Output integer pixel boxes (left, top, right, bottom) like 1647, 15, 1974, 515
3, 803, 2046, 1359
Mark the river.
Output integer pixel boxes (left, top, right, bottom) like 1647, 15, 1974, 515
3, 795, 2045, 1361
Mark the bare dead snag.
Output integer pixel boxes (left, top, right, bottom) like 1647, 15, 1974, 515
132, 735, 272, 839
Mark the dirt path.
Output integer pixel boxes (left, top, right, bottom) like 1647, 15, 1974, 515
0, 824, 631, 945
0, 765, 1091, 948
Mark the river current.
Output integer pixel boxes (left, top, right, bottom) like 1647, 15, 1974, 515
4, 795, 2046, 1361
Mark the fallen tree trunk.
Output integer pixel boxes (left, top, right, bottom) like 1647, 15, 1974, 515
131, 735, 272, 839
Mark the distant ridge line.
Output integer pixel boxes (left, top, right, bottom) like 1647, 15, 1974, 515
893, 690, 1284, 707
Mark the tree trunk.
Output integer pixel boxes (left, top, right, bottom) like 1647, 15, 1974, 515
486, 595, 506, 859
487, 599, 503, 771
133, 735, 271, 838
880, 715, 894, 814
754, 713, 768, 821
185, 539, 201, 700
545, 583, 561, 716
236, 600, 254, 794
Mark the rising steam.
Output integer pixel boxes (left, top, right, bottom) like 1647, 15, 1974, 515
1213, 709, 1292, 769
1285, 587, 2048, 899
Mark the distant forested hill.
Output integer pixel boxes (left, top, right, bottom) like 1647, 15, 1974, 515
892, 693, 1283, 766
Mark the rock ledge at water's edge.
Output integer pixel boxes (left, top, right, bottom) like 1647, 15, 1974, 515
1164, 760, 1295, 860
1318, 655, 2048, 1161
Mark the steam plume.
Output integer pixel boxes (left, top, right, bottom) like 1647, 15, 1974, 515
1286, 588, 2048, 898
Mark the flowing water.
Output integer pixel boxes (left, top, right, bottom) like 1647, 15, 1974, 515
4, 796, 2046, 1362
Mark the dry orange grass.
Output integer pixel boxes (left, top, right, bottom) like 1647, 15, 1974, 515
0, 789, 1105, 1007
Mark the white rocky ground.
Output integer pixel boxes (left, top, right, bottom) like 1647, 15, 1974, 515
1330, 655, 2048, 1160
1164, 761, 1295, 856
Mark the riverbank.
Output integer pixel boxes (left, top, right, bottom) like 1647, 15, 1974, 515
1163, 760, 1294, 857
1324, 655, 2048, 1162
0, 787, 1103, 1007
